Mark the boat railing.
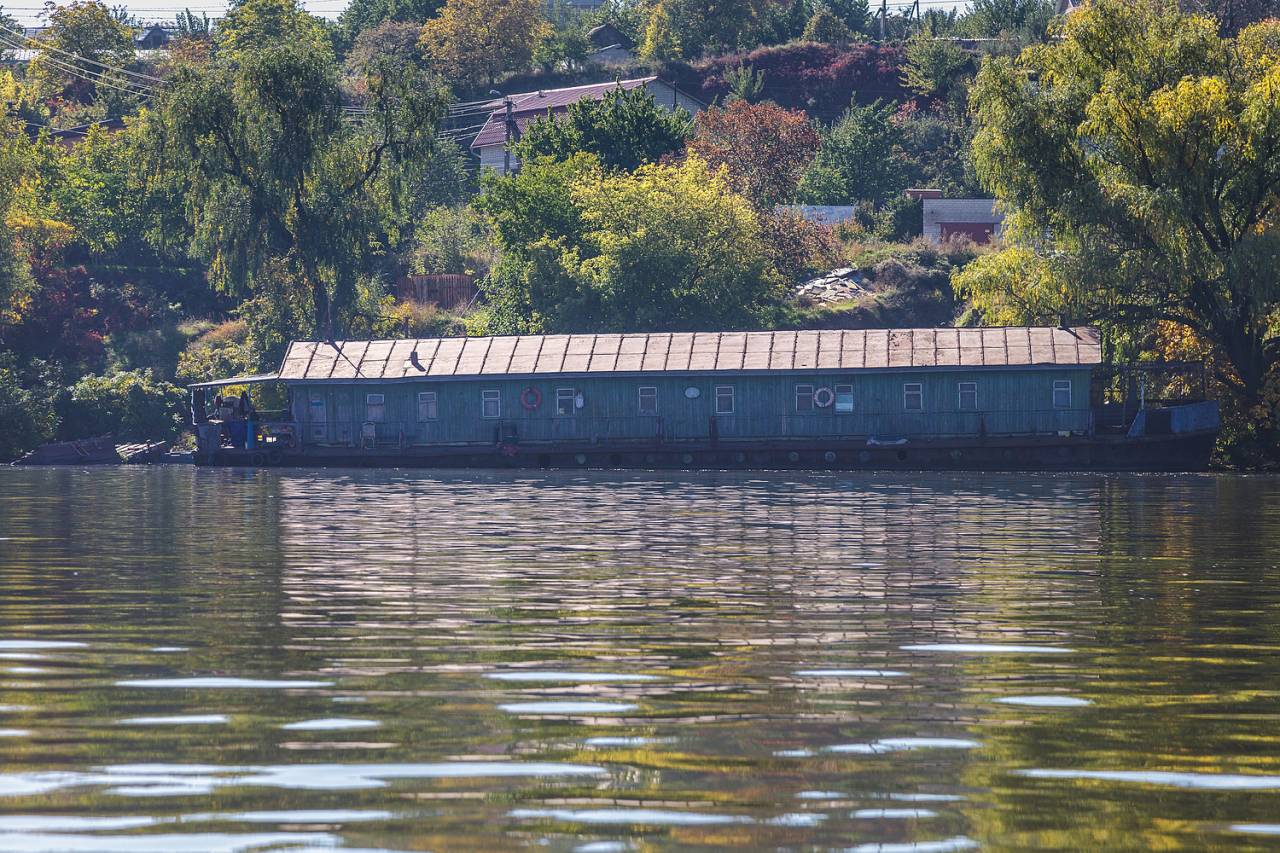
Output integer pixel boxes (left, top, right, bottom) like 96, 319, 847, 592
304, 409, 1095, 448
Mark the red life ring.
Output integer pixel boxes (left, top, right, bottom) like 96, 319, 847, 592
814, 386, 836, 408
520, 387, 542, 410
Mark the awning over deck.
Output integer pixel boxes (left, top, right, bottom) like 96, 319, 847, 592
188, 373, 280, 389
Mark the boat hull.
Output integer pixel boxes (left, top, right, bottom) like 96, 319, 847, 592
199, 430, 1218, 473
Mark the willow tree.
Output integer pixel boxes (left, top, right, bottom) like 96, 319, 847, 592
149, 0, 447, 348
958, 0, 1280, 427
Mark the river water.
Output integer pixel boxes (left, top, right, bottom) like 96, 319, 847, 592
0, 468, 1278, 851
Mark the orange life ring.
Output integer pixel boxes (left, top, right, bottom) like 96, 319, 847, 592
520, 387, 542, 410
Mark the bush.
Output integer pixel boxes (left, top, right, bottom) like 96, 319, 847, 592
411, 206, 494, 277
0, 355, 59, 461
60, 369, 186, 442
176, 319, 252, 385
373, 299, 469, 338
672, 42, 911, 124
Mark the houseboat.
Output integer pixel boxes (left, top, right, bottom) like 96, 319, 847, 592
189, 327, 1221, 471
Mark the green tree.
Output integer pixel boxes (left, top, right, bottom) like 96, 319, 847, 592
901, 30, 973, 102
802, 7, 854, 43
412, 204, 493, 275
514, 86, 692, 172
0, 83, 34, 325
174, 9, 213, 39
336, 0, 442, 52
478, 154, 781, 332
723, 63, 765, 103
960, 0, 1056, 42
534, 1, 591, 72
824, 0, 870, 33
961, 0, 1280, 440
0, 355, 58, 460
639, 1, 681, 60
28, 1, 139, 118
149, 0, 447, 351
418, 0, 550, 86
640, 0, 769, 59
798, 99, 902, 205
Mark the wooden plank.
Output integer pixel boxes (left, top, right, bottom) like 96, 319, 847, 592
280, 342, 316, 380
935, 328, 960, 353
981, 328, 1008, 366
839, 329, 865, 370
1028, 327, 1055, 365
664, 333, 693, 371
453, 337, 492, 376
911, 329, 937, 367
817, 330, 842, 369
1076, 328, 1102, 364
361, 340, 395, 378
534, 335, 568, 373
328, 341, 369, 379
1006, 327, 1032, 366
641, 333, 670, 371
481, 336, 518, 374
508, 336, 542, 375
427, 337, 466, 376
409, 338, 441, 376
566, 335, 595, 355
614, 351, 644, 371
887, 330, 913, 368
386, 339, 418, 378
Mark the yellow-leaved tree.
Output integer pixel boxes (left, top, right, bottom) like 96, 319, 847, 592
419, 0, 549, 87
958, 0, 1280, 459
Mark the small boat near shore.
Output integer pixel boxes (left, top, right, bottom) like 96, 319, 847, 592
188, 327, 1220, 472
11, 436, 172, 466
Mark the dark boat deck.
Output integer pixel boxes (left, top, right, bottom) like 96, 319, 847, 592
203, 429, 1217, 472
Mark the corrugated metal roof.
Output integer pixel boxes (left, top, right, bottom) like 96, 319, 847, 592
276, 328, 1102, 382
472, 77, 658, 149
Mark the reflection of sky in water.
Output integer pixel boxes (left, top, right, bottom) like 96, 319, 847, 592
0, 468, 1277, 849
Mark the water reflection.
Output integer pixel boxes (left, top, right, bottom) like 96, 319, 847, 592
0, 467, 1277, 849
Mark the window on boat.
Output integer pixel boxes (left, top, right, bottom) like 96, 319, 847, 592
795, 384, 814, 412
365, 393, 385, 423
958, 381, 977, 411
638, 386, 658, 414
556, 388, 576, 416
1053, 379, 1072, 409
481, 389, 501, 419
903, 383, 923, 411
834, 384, 854, 413
417, 391, 438, 421
715, 385, 735, 415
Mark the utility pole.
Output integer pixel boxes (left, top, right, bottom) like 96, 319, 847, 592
502, 96, 514, 176
879, 0, 887, 41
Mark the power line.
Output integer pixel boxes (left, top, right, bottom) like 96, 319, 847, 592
0, 33, 156, 96
0, 22, 164, 84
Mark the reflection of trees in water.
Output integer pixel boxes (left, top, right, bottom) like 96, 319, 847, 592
964, 476, 1280, 850
0, 467, 287, 646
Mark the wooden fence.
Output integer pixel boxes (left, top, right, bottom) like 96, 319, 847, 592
396, 274, 478, 308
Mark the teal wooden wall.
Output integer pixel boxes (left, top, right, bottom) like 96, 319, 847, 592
289, 368, 1094, 446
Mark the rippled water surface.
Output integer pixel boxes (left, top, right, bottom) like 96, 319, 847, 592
1, 467, 1280, 851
